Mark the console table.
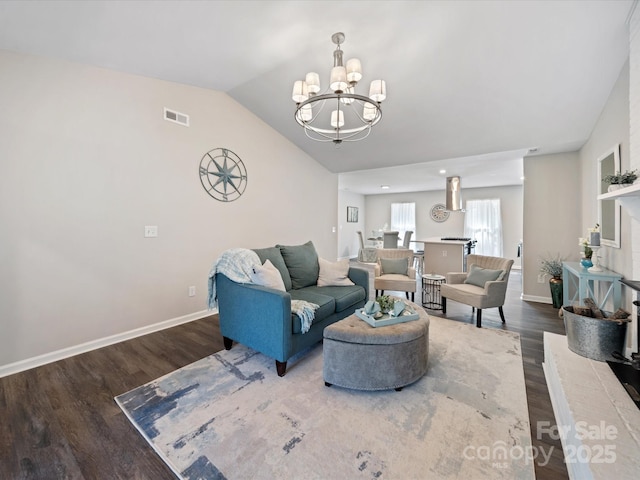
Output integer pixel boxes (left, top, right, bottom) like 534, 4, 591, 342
562, 262, 622, 311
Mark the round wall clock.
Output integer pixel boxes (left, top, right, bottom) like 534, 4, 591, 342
430, 203, 450, 222
199, 148, 247, 202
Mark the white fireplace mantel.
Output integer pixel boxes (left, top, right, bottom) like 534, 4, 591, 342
543, 332, 640, 479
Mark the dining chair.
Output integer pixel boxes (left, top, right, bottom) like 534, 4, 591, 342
402, 231, 413, 249
356, 231, 378, 263
383, 231, 399, 248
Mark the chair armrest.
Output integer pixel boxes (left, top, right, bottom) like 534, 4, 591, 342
446, 272, 468, 284
484, 280, 508, 299
408, 267, 416, 279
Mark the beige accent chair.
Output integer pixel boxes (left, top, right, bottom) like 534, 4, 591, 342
374, 248, 417, 301
440, 254, 514, 328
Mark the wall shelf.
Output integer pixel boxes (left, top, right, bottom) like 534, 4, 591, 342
597, 183, 640, 220
597, 182, 640, 200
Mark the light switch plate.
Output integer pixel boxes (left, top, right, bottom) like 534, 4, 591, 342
144, 226, 158, 238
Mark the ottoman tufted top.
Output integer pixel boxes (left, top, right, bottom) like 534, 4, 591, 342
324, 303, 429, 345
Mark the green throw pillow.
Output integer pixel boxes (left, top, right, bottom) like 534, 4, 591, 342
380, 257, 409, 275
464, 264, 504, 288
253, 247, 292, 291
276, 241, 319, 290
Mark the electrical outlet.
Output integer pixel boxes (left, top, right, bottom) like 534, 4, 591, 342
188, 286, 196, 297
537, 274, 545, 284
442, 250, 447, 257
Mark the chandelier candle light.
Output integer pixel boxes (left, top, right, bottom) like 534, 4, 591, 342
291, 32, 386, 144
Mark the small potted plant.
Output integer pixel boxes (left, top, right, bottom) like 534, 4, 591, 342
540, 253, 564, 308
376, 295, 395, 314
578, 238, 593, 268
603, 169, 638, 191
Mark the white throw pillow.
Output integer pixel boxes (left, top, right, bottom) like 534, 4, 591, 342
317, 258, 355, 287
249, 259, 286, 291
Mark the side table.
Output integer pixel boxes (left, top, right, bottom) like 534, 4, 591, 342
562, 261, 622, 311
422, 274, 446, 310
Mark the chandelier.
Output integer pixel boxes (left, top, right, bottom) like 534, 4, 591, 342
291, 32, 386, 144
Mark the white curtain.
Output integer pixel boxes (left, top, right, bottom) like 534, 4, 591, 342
463, 199, 503, 257
390, 202, 416, 247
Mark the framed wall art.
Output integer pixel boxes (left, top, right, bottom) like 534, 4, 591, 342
347, 206, 359, 223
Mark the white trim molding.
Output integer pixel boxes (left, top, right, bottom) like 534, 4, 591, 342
0, 309, 216, 379
521, 294, 553, 304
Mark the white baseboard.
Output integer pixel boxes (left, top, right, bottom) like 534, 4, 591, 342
0, 309, 216, 379
521, 294, 553, 304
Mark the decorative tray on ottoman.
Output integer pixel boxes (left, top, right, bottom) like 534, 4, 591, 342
355, 306, 420, 328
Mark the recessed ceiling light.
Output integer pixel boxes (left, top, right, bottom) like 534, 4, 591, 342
439, 169, 446, 174
381, 185, 390, 189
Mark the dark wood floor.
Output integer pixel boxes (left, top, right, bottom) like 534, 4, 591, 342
0, 270, 568, 479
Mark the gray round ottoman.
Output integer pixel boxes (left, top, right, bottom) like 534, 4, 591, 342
323, 301, 429, 391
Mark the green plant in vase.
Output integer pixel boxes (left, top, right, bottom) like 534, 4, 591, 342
603, 169, 638, 185
540, 253, 564, 309
604, 170, 638, 192
376, 295, 395, 314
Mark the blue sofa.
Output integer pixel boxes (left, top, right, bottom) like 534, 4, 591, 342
216, 242, 368, 376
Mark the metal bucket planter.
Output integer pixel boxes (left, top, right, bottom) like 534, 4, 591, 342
563, 306, 628, 362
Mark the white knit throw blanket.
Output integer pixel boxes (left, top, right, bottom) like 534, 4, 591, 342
207, 248, 318, 333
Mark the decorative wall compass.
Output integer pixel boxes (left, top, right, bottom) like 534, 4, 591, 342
199, 148, 247, 202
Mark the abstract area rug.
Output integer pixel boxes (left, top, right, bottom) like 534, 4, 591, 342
115, 316, 534, 479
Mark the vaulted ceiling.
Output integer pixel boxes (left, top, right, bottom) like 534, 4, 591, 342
0, 0, 634, 193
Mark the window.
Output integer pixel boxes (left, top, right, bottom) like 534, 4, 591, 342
390, 202, 416, 246
463, 199, 503, 257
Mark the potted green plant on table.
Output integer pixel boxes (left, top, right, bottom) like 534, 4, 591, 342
376, 294, 395, 314
540, 253, 564, 308
603, 169, 638, 192
578, 223, 600, 268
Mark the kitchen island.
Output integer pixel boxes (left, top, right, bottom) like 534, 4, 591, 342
414, 237, 475, 277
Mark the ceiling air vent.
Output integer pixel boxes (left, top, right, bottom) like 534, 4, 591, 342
164, 107, 189, 127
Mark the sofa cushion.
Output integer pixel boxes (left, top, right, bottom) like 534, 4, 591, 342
380, 257, 409, 275
277, 241, 319, 290
464, 263, 504, 288
302, 285, 366, 313
249, 259, 286, 292
289, 289, 335, 334
317, 258, 355, 287
253, 247, 292, 291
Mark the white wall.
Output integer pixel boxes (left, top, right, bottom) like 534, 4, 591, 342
580, 60, 631, 280
0, 50, 339, 371
522, 152, 581, 301
573, 51, 635, 353
362, 185, 523, 268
